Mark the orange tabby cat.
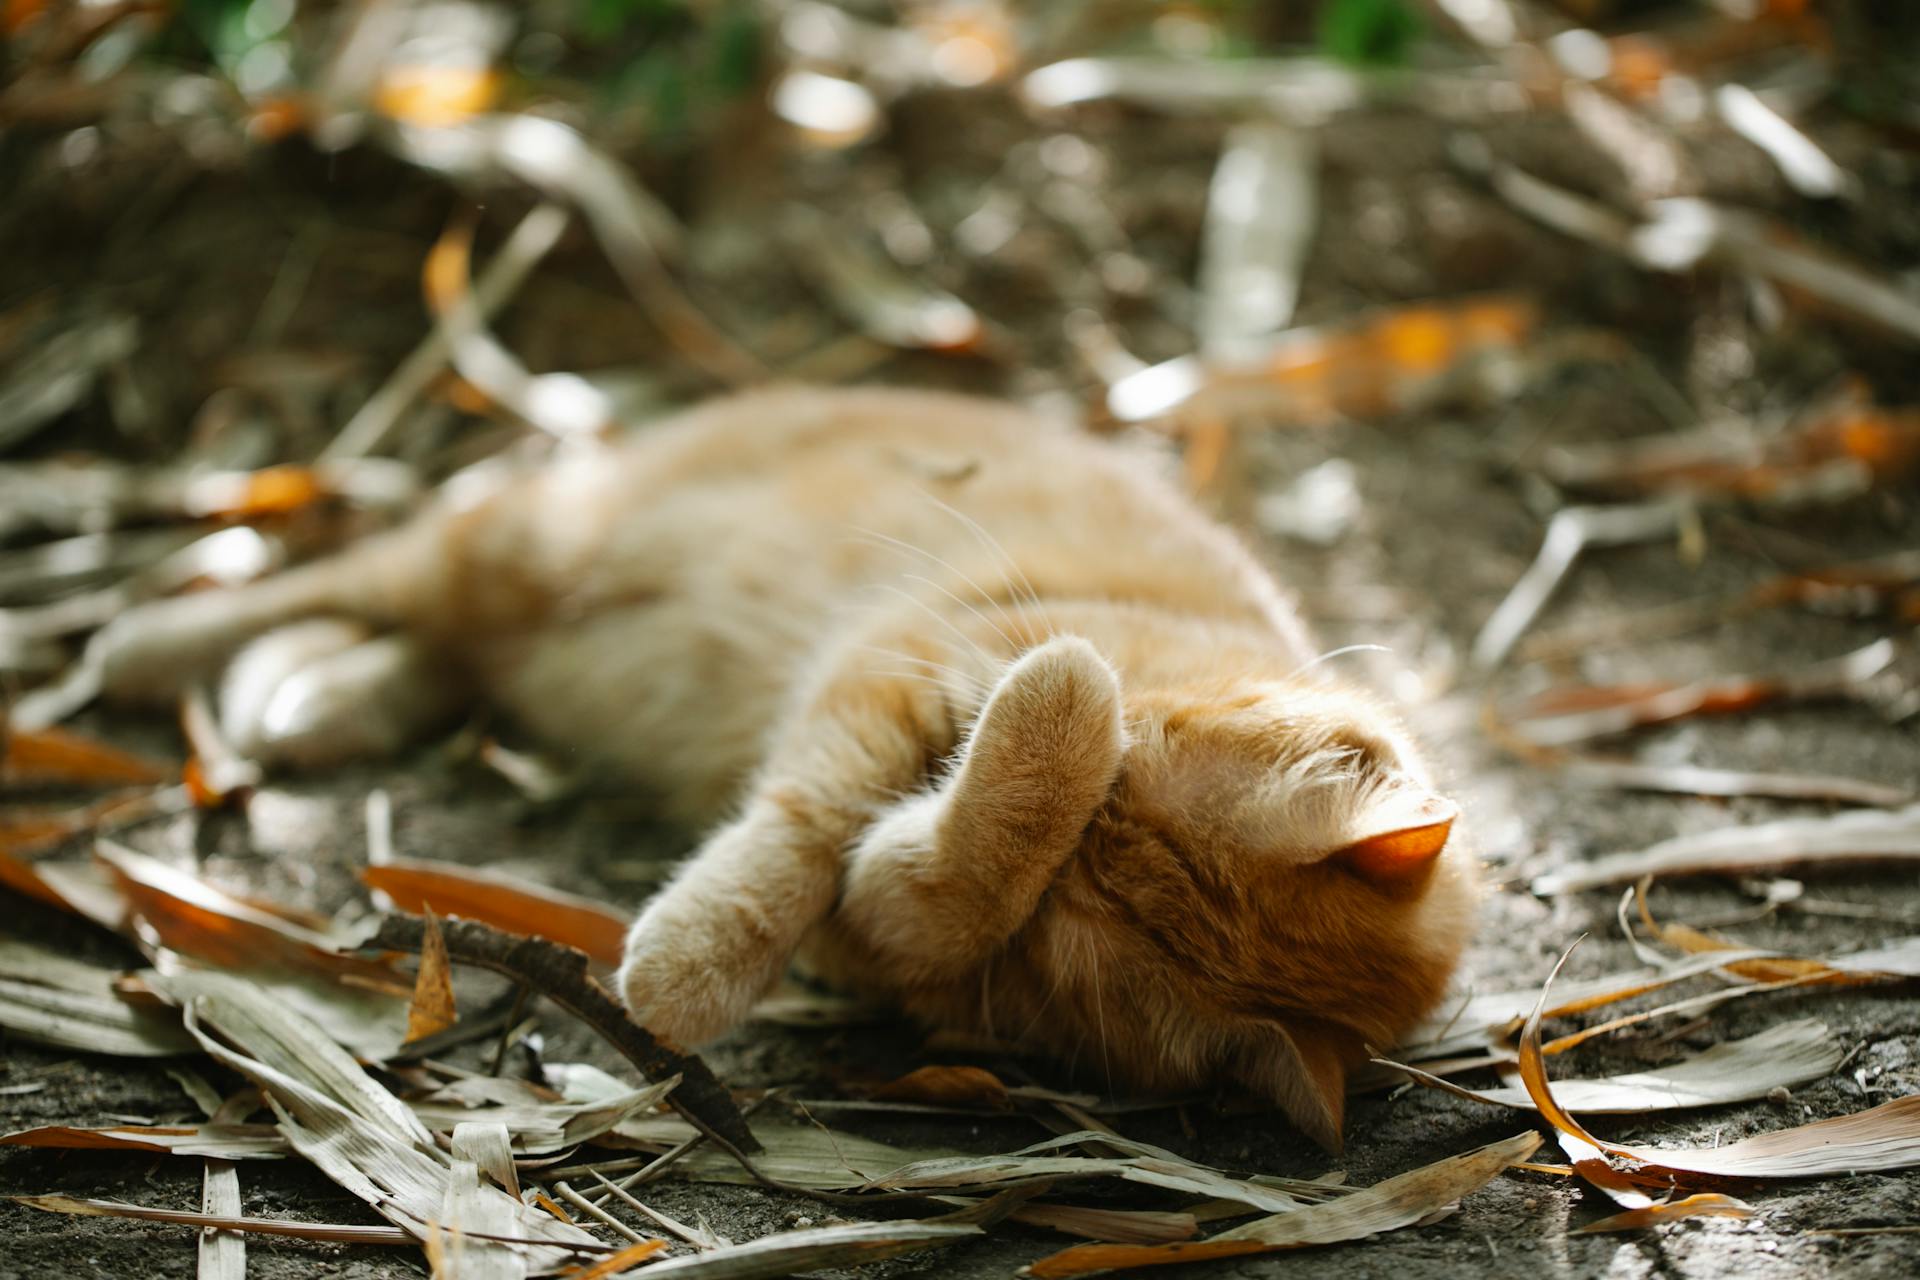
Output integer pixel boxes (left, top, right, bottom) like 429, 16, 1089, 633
86, 386, 1475, 1149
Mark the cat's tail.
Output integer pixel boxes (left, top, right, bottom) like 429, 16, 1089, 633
82, 516, 448, 709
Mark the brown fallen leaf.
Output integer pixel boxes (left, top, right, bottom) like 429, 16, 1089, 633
363, 857, 629, 968
1502, 639, 1895, 749
869, 1065, 1012, 1113
1, 724, 169, 787
1573, 1193, 1756, 1234
405, 910, 458, 1044
1019, 1131, 1540, 1277
563, 1238, 670, 1279
1, 1124, 288, 1160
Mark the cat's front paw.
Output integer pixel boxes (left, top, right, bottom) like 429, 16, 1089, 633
615, 888, 783, 1048
616, 929, 736, 1048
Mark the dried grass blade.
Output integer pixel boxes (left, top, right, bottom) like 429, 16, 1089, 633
1471, 501, 1687, 671
362, 858, 629, 968
1533, 803, 1920, 894
12, 1193, 411, 1245
198, 1160, 245, 1280
1020, 1132, 1540, 1277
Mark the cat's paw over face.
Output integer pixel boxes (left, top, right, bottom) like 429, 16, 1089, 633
1010, 679, 1477, 1149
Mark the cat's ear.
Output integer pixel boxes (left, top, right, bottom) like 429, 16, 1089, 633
1231, 1019, 1362, 1153
1335, 791, 1457, 884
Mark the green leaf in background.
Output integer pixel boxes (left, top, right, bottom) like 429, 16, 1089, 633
1317, 0, 1423, 68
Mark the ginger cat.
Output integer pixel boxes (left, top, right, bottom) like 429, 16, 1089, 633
86, 386, 1476, 1149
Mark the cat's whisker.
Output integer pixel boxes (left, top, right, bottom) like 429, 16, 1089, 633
898, 572, 1017, 653
1287, 643, 1394, 680
908, 490, 1056, 643
850, 642, 993, 701
869, 582, 997, 671
846, 524, 1034, 648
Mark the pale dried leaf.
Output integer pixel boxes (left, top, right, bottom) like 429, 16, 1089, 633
199, 1160, 245, 1280
1385, 1019, 1842, 1113
1021, 1132, 1540, 1277
1535, 803, 1920, 894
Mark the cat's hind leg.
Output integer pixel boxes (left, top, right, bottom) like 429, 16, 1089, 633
86, 518, 450, 709
219, 621, 468, 768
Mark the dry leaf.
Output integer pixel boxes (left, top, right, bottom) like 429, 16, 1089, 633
618, 1220, 979, 1278
160, 970, 605, 1273
1, 1124, 288, 1160
1517, 946, 1920, 1181
564, 1239, 669, 1279
1534, 802, 1920, 894
869, 1065, 1012, 1112
406, 910, 458, 1043
0, 937, 192, 1057
1572, 1193, 1756, 1234
438, 1119, 534, 1280
1, 724, 169, 787
199, 1160, 245, 1280
1383, 1019, 1842, 1113
1020, 1131, 1541, 1277
1504, 640, 1895, 749
363, 857, 629, 967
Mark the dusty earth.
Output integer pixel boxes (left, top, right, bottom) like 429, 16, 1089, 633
4, 64, 1920, 1280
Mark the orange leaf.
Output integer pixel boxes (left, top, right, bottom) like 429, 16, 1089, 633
404, 910, 458, 1043
374, 65, 500, 129
563, 1238, 668, 1278
869, 1065, 1012, 1112
362, 858, 630, 968
3, 726, 170, 787
1572, 1193, 1755, 1235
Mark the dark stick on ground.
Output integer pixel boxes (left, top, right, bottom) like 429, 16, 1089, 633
363, 912, 763, 1155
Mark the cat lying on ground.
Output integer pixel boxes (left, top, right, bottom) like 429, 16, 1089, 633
86, 385, 1475, 1150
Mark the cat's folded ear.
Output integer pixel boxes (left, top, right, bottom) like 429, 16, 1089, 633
1230, 1018, 1364, 1153
1335, 791, 1457, 884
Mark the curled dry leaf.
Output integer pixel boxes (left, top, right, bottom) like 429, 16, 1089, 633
1020, 1131, 1540, 1277
1518, 945, 1920, 1182
362, 857, 629, 968
1381, 1019, 1842, 1114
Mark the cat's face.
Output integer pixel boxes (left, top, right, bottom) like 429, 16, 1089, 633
1009, 679, 1476, 1149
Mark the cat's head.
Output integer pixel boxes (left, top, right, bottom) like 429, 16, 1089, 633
983, 640, 1476, 1150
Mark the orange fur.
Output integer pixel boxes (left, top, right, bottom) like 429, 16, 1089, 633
88, 386, 1476, 1147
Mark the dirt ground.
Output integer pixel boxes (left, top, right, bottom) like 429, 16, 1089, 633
5, 43, 1920, 1280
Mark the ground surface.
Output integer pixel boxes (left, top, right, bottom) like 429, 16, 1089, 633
4, 27, 1920, 1280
